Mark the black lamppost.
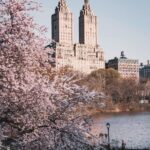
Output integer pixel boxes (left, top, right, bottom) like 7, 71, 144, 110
106, 122, 110, 148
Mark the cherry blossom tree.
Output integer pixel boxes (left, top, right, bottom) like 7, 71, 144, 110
0, 0, 51, 148
0, 0, 105, 149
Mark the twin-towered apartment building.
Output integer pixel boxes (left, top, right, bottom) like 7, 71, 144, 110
50, 0, 141, 80
51, 0, 105, 74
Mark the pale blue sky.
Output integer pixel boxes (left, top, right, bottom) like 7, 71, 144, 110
35, 0, 150, 63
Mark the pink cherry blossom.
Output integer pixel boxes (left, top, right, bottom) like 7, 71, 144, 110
0, 0, 105, 149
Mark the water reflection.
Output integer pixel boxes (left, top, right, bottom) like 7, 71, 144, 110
92, 112, 150, 148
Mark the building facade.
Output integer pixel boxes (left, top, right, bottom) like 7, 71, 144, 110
106, 52, 139, 80
140, 60, 150, 80
51, 0, 105, 74
52, 0, 73, 45
79, 0, 98, 46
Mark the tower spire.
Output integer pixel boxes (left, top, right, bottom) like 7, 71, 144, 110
56, 0, 70, 12
80, 0, 93, 16
84, 0, 89, 4
60, 0, 66, 4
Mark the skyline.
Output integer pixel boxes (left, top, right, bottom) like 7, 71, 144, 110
35, 0, 150, 63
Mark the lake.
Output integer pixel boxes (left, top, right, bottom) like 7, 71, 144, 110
92, 112, 150, 148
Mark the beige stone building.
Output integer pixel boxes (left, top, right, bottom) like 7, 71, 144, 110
106, 51, 139, 80
51, 0, 105, 74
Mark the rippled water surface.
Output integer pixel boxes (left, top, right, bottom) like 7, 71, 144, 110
92, 112, 150, 148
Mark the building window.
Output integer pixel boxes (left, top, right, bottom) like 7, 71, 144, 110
64, 13, 67, 20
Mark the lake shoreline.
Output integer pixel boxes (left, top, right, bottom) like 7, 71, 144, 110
91, 110, 150, 117
86, 102, 150, 116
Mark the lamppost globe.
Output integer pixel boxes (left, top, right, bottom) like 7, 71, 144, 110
106, 122, 110, 129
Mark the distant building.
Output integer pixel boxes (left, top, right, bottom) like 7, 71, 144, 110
140, 60, 150, 80
106, 51, 139, 80
50, 0, 105, 74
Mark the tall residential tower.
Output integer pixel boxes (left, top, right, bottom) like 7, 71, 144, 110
79, 0, 98, 46
52, 0, 73, 45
